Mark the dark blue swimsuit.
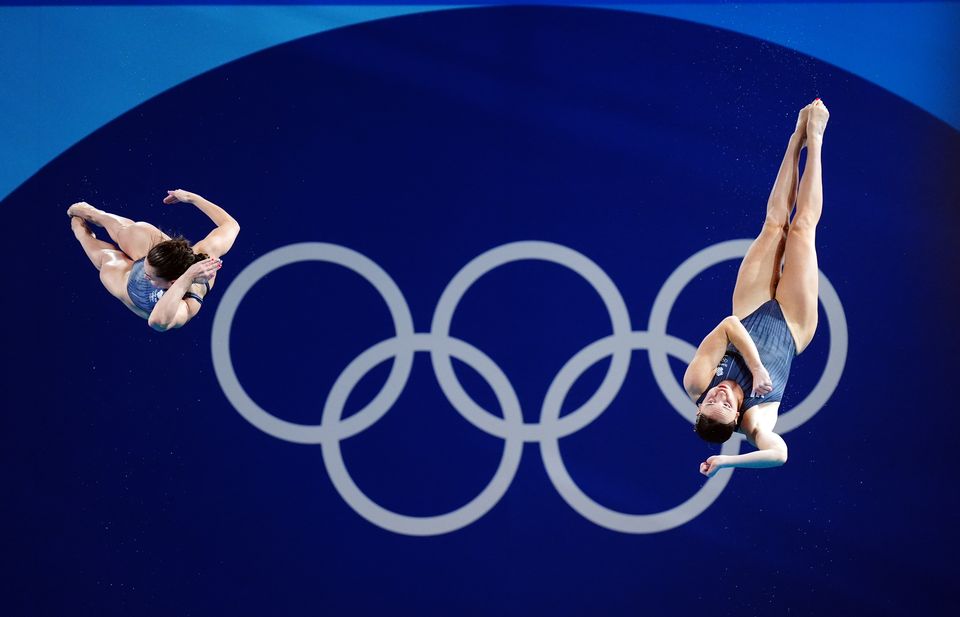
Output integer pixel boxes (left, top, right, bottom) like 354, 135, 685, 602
126, 258, 208, 314
695, 299, 797, 429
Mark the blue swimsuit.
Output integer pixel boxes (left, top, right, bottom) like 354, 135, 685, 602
126, 258, 208, 314
695, 299, 797, 429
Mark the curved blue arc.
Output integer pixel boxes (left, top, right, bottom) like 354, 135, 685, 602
1, 2, 957, 202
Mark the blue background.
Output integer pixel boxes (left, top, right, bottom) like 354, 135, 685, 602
2, 3, 959, 616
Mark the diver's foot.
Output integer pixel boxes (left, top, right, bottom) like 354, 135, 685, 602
66, 201, 99, 222
70, 215, 96, 239
806, 98, 829, 144
794, 102, 814, 148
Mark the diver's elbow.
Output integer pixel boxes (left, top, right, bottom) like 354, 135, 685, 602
148, 317, 170, 332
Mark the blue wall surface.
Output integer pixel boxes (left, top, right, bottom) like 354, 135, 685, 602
1, 2, 958, 616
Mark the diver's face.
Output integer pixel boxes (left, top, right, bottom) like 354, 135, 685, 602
698, 382, 739, 424
143, 260, 173, 289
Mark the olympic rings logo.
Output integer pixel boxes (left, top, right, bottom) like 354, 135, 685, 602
211, 240, 847, 536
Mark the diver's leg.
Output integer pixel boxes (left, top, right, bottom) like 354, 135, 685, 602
67, 201, 168, 261
72, 216, 141, 312
731, 103, 812, 318
98, 258, 137, 305
71, 216, 121, 270
776, 99, 829, 353
67, 202, 134, 239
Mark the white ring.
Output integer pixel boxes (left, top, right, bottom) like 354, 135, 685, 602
321, 334, 524, 536
539, 331, 742, 533
210, 243, 415, 444
430, 241, 632, 441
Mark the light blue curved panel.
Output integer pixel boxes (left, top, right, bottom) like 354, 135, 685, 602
0, 3, 956, 202
0, 5, 459, 202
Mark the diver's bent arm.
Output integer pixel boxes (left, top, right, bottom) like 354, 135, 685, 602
147, 278, 197, 331
684, 315, 769, 398
683, 321, 729, 397
721, 316, 765, 373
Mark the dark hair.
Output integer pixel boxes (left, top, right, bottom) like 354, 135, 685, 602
146, 236, 208, 281
694, 414, 736, 444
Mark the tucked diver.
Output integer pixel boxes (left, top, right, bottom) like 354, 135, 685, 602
68, 189, 239, 331
683, 99, 829, 476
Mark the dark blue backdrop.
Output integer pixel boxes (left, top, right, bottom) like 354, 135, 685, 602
2, 5, 958, 616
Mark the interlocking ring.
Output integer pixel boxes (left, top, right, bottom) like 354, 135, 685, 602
211, 240, 847, 535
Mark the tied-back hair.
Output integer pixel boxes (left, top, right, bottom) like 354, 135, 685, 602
694, 414, 737, 444
146, 236, 209, 281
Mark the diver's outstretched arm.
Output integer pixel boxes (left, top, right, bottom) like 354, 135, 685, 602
698, 400, 789, 476
699, 431, 788, 477
164, 189, 240, 259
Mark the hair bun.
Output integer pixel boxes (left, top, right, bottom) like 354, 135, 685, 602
147, 235, 203, 280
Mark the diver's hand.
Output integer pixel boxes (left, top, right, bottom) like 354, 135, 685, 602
183, 257, 221, 285
699, 455, 728, 478
750, 364, 774, 398
163, 189, 195, 204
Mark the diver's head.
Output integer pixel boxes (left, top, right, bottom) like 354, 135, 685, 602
144, 236, 207, 289
694, 381, 742, 444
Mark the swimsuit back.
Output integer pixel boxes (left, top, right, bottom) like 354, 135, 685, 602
126, 257, 209, 315
127, 258, 165, 313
